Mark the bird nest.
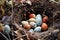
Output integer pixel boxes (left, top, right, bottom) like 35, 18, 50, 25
0, 0, 60, 40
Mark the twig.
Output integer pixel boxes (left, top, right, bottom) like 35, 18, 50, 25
0, 32, 8, 40
13, 35, 26, 40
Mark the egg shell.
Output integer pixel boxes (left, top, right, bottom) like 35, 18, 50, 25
42, 16, 48, 23
23, 24, 31, 30
29, 14, 36, 18
41, 23, 48, 31
4, 25, 10, 33
22, 21, 29, 25
34, 27, 41, 32
36, 14, 42, 26
29, 18, 36, 22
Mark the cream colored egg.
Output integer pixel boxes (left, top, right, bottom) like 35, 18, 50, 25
29, 18, 36, 22
22, 21, 29, 25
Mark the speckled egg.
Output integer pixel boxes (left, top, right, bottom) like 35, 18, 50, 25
30, 22, 36, 28
29, 18, 36, 22
22, 21, 29, 25
42, 16, 48, 23
4, 25, 10, 33
41, 23, 48, 31
29, 14, 36, 18
36, 14, 42, 26
34, 27, 41, 32
23, 24, 31, 30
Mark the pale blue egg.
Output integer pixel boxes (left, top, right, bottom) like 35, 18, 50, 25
34, 27, 41, 32
36, 14, 42, 26
28, 29, 34, 33
4, 25, 10, 33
